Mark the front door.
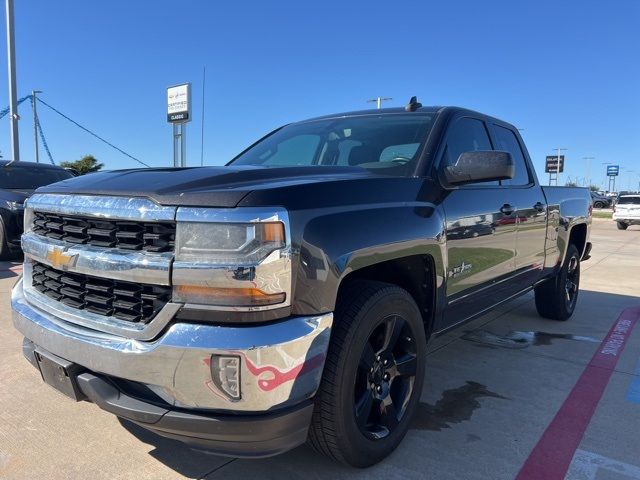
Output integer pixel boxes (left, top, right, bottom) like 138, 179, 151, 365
437, 117, 519, 330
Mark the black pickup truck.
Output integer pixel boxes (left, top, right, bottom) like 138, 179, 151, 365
12, 102, 592, 467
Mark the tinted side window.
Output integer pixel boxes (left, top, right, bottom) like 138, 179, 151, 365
493, 125, 531, 186
442, 118, 497, 185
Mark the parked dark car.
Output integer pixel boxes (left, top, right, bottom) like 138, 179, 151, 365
590, 191, 611, 209
0, 161, 74, 258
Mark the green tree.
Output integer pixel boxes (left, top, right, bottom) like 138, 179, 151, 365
589, 185, 600, 192
565, 181, 578, 187
60, 155, 104, 175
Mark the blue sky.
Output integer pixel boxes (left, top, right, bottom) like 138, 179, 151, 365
0, 0, 638, 190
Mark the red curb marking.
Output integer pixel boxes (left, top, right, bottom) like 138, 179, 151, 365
516, 307, 640, 480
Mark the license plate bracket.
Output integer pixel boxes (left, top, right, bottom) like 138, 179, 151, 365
35, 349, 85, 401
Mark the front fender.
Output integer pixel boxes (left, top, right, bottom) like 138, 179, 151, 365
289, 203, 446, 315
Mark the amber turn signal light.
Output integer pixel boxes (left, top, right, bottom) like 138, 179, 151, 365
173, 285, 286, 307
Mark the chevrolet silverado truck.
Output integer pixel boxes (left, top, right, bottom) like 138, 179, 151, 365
11, 102, 592, 467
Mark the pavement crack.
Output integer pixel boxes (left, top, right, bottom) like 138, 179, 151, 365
199, 458, 236, 479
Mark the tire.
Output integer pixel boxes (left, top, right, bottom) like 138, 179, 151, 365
308, 280, 427, 467
617, 221, 628, 230
0, 220, 12, 260
534, 244, 581, 321
594, 201, 604, 208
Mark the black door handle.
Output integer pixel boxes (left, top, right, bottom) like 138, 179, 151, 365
500, 204, 515, 215
534, 202, 545, 212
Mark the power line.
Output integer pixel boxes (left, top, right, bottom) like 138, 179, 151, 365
36, 97, 150, 168
0, 93, 30, 119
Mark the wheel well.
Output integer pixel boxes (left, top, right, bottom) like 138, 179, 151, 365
569, 223, 587, 257
336, 255, 436, 335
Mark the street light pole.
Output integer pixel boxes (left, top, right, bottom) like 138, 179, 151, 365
32, 90, 42, 163
367, 97, 392, 109
5, 0, 20, 164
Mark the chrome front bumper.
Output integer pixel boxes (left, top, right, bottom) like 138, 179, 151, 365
12, 278, 333, 412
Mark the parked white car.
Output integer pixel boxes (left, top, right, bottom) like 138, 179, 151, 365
613, 195, 640, 230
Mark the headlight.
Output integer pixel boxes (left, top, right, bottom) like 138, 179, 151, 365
172, 207, 291, 310
23, 206, 34, 232
176, 221, 285, 265
4, 200, 24, 211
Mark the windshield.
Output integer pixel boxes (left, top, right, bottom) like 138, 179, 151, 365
0, 166, 73, 190
618, 196, 640, 205
229, 114, 435, 176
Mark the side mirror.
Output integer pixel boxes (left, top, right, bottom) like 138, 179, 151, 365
442, 150, 514, 186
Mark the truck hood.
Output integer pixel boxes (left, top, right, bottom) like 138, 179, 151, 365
36, 165, 375, 207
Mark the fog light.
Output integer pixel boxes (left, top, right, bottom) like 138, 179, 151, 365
210, 354, 241, 400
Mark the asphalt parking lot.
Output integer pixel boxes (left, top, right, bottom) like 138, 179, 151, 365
1, 218, 640, 480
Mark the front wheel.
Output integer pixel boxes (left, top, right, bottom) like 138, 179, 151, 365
534, 244, 581, 321
617, 221, 628, 230
308, 281, 427, 467
594, 201, 604, 209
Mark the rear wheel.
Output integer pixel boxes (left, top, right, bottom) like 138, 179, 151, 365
534, 244, 581, 321
308, 281, 427, 467
617, 221, 628, 230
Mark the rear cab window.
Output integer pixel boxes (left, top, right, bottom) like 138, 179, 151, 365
617, 196, 640, 205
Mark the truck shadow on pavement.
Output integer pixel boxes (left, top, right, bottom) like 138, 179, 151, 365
118, 419, 233, 479
0, 259, 22, 280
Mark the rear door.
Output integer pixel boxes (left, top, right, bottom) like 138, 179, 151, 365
439, 116, 519, 328
489, 124, 547, 288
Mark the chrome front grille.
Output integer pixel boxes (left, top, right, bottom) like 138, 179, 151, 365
20, 194, 180, 336
31, 261, 171, 323
32, 211, 175, 253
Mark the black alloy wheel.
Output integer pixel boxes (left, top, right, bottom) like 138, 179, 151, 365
308, 281, 427, 467
564, 254, 580, 312
534, 243, 581, 321
354, 314, 417, 440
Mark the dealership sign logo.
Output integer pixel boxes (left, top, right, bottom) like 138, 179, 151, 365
167, 83, 191, 123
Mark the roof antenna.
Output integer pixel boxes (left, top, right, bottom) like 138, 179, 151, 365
405, 96, 422, 112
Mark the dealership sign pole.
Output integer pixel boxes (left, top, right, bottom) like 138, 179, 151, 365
606, 164, 619, 193
545, 154, 565, 186
167, 83, 192, 167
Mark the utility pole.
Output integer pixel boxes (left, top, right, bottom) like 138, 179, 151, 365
32, 90, 42, 163
5, 0, 20, 163
582, 156, 595, 187
550, 147, 567, 186
200, 66, 206, 166
367, 96, 392, 109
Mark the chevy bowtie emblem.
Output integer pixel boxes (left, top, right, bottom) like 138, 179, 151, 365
46, 247, 78, 270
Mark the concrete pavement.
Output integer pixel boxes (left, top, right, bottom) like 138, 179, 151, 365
1, 218, 639, 479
